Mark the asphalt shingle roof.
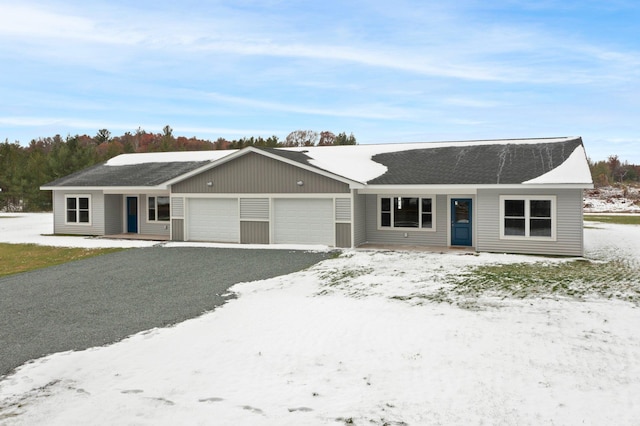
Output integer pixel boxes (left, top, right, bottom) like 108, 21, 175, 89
43, 161, 210, 187
367, 138, 583, 185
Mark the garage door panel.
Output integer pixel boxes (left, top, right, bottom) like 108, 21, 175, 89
188, 198, 239, 243
274, 199, 333, 245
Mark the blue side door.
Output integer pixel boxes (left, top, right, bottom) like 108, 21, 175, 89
451, 198, 472, 246
126, 197, 138, 233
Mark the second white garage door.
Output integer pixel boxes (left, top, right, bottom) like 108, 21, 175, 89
187, 198, 239, 242
273, 198, 334, 245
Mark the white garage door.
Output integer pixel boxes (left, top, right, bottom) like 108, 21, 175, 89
274, 199, 334, 245
187, 198, 239, 242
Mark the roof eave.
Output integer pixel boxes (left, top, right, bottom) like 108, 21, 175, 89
359, 182, 593, 194
40, 185, 170, 193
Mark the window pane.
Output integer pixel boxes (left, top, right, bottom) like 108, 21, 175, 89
381, 198, 390, 212
530, 219, 552, 236
79, 197, 89, 210
505, 200, 525, 217
157, 197, 170, 221
381, 212, 391, 227
67, 198, 76, 210
504, 218, 525, 236
148, 197, 156, 221
79, 210, 89, 223
454, 200, 470, 223
421, 213, 432, 228
421, 198, 432, 213
530, 200, 551, 218
67, 210, 77, 223
394, 197, 419, 227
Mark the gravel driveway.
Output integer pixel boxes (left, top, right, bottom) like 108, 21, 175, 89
0, 247, 331, 378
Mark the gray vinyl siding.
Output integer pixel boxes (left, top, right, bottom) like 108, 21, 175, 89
172, 219, 185, 241
353, 192, 367, 246
172, 152, 350, 194
104, 194, 123, 234
171, 197, 184, 218
336, 223, 351, 248
240, 198, 270, 220
140, 195, 170, 236
476, 188, 584, 256
335, 198, 351, 221
53, 190, 105, 235
241, 221, 270, 244
364, 194, 448, 246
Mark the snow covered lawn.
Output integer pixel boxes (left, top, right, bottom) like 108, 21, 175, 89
0, 214, 639, 425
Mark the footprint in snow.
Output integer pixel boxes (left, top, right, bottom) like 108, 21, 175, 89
288, 407, 314, 413
198, 397, 224, 403
121, 389, 144, 394
241, 405, 264, 414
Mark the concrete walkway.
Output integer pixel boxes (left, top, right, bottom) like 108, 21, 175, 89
0, 247, 331, 378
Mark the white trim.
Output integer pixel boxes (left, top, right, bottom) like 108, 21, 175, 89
499, 195, 557, 241
376, 195, 436, 232
176, 192, 350, 199
42, 186, 170, 193
359, 183, 591, 194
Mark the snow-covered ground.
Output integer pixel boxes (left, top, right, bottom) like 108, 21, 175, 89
0, 214, 639, 425
584, 186, 640, 213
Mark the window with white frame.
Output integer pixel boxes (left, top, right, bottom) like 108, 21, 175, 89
66, 195, 91, 224
379, 196, 434, 229
148, 196, 170, 221
500, 195, 555, 239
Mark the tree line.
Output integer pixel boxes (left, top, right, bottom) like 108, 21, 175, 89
0, 127, 357, 212
589, 155, 640, 187
2, 127, 638, 212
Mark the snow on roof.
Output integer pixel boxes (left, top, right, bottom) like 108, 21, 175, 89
523, 145, 592, 184
106, 150, 236, 166
103, 137, 587, 185
287, 137, 580, 183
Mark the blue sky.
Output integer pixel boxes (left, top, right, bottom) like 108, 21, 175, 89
1, 0, 639, 162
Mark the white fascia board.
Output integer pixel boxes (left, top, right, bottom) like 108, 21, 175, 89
358, 183, 592, 194
40, 186, 169, 193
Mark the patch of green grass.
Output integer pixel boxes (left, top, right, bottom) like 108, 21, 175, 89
0, 243, 125, 278
449, 259, 640, 303
584, 215, 640, 225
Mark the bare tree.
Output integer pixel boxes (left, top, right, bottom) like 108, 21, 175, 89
284, 130, 319, 147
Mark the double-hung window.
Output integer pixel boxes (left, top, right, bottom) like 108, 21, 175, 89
500, 195, 555, 239
379, 196, 434, 229
65, 195, 91, 224
148, 196, 170, 222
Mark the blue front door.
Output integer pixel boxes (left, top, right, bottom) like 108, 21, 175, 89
126, 197, 138, 233
451, 198, 472, 246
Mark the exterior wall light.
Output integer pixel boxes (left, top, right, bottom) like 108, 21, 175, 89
206, 181, 213, 187
296, 180, 304, 186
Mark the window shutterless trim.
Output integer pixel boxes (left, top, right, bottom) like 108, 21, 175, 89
377, 195, 436, 231
64, 194, 92, 226
147, 195, 170, 222
499, 195, 556, 241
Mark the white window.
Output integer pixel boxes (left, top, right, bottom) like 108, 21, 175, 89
500, 195, 556, 240
65, 195, 91, 225
379, 196, 434, 230
148, 196, 170, 222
